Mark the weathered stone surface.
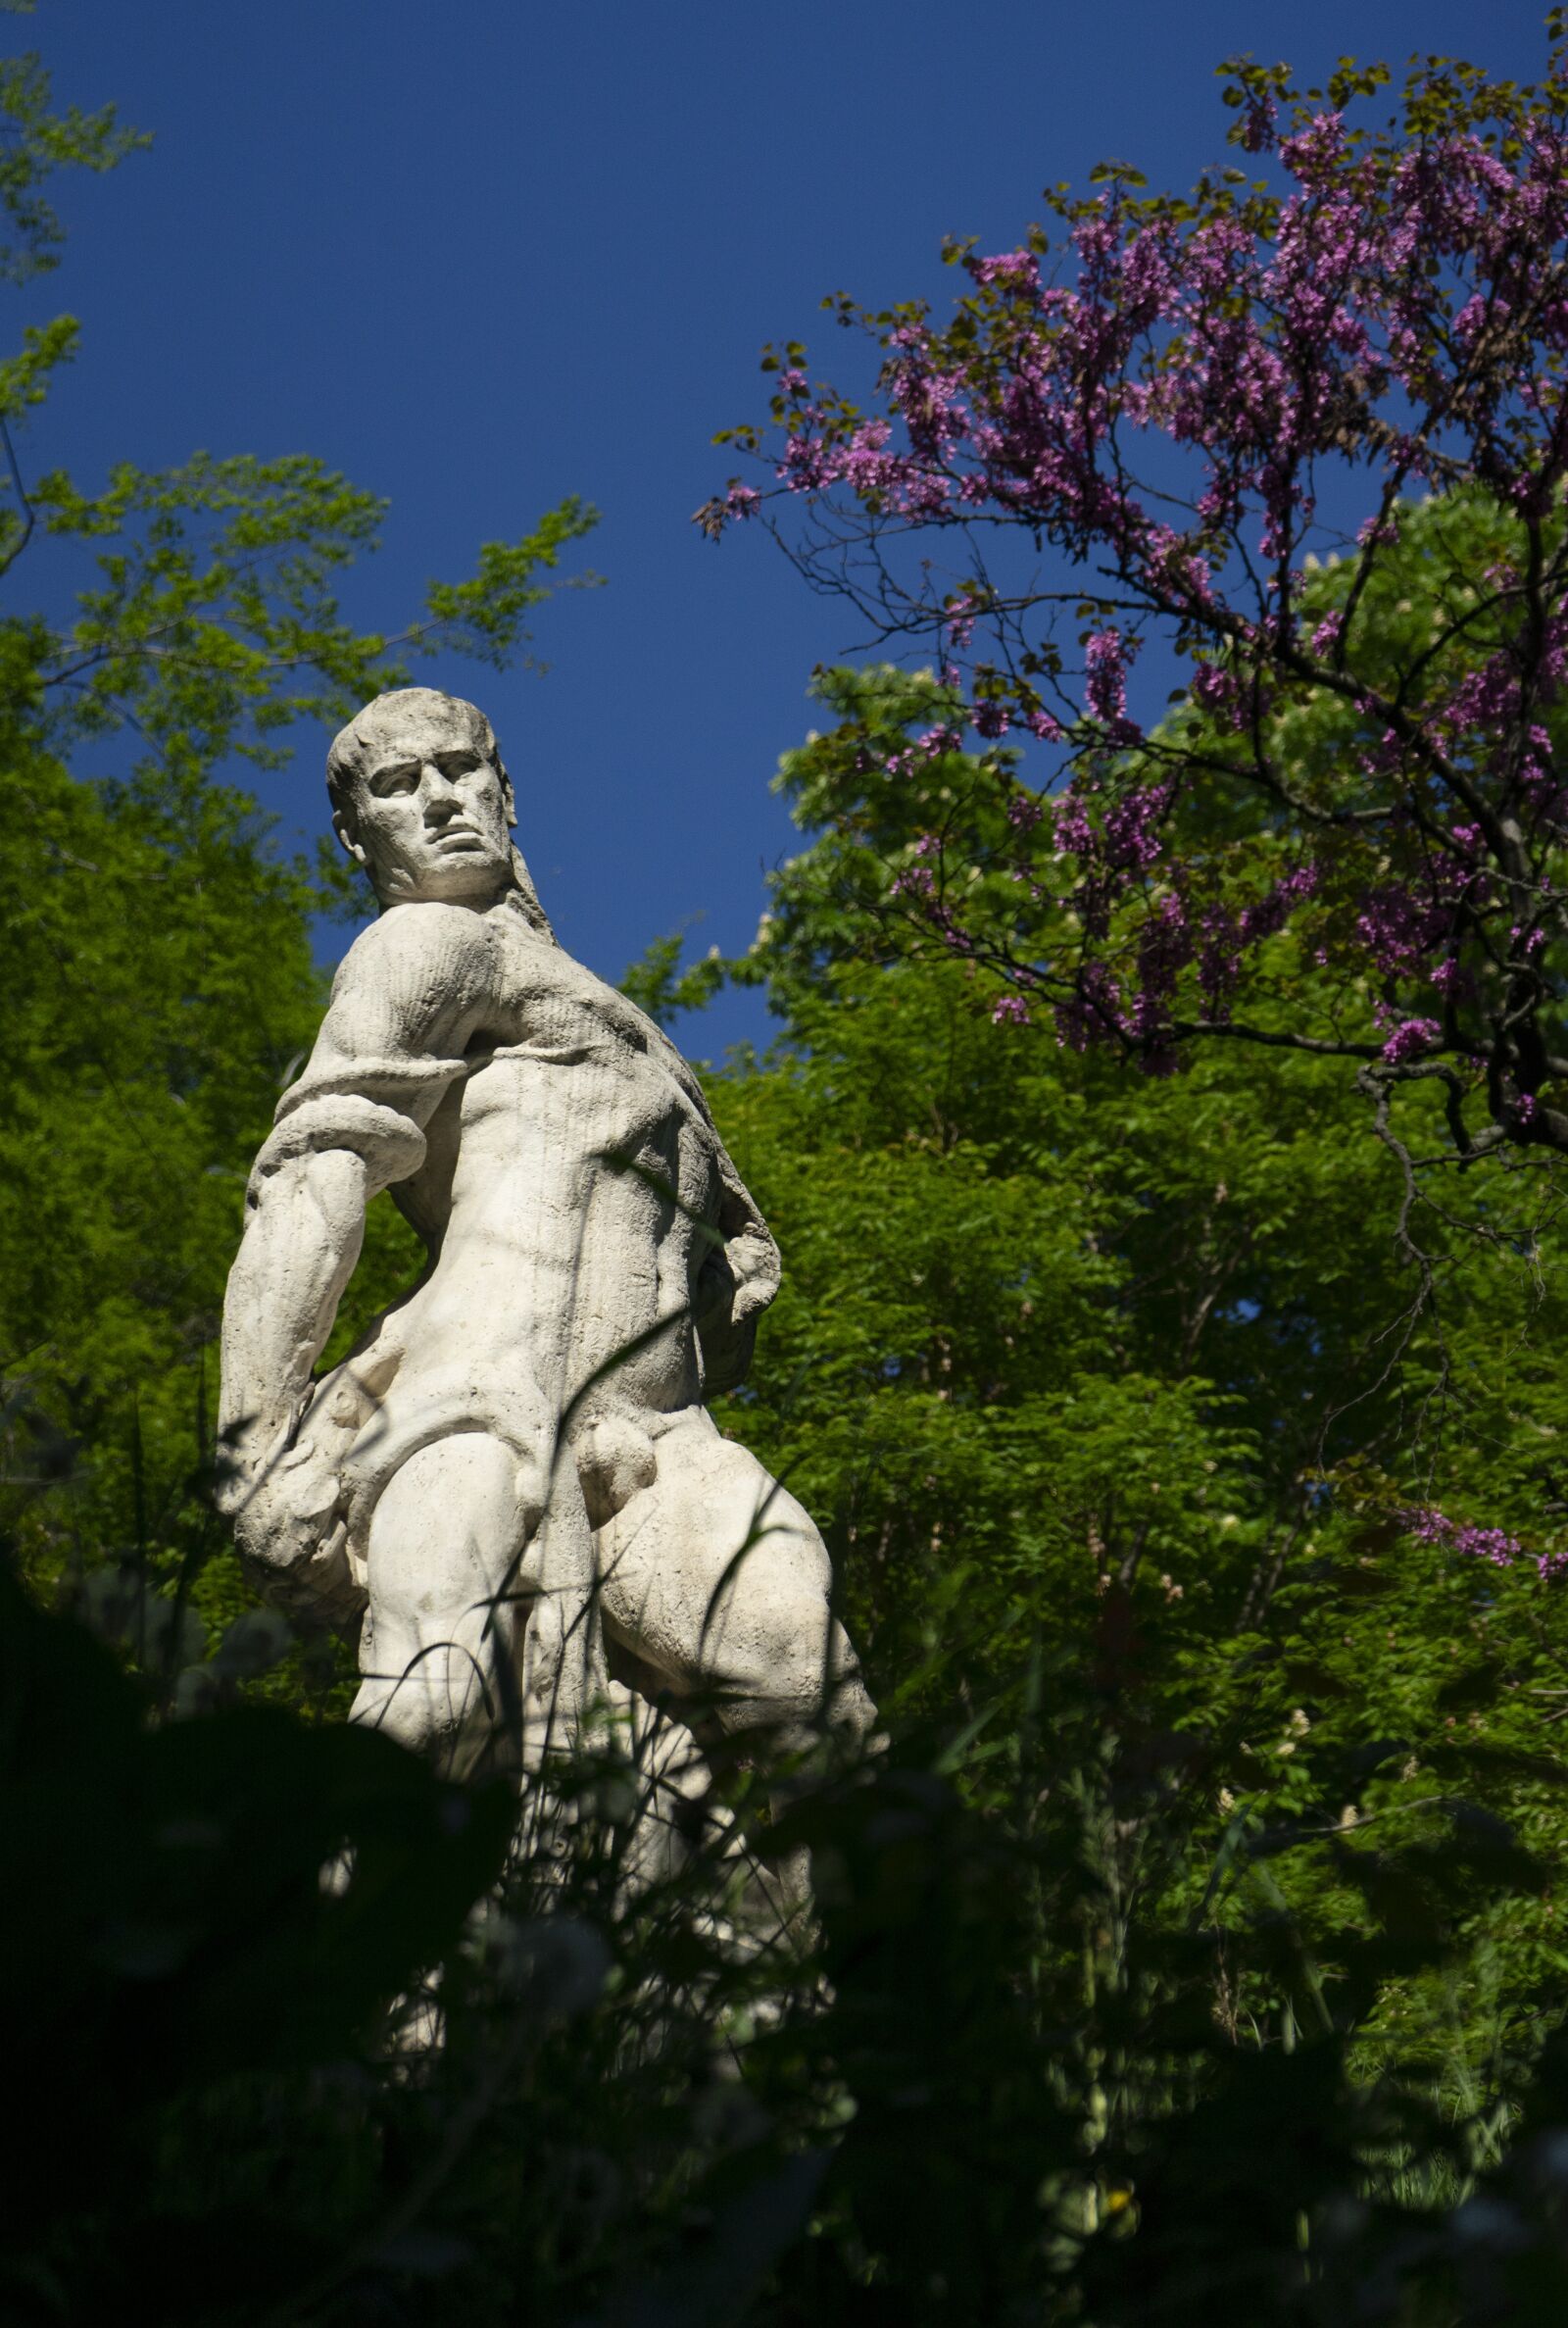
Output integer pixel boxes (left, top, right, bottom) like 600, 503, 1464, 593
219, 688, 873, 1830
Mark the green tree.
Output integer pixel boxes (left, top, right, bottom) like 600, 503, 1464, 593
662, 596, 1568, 2086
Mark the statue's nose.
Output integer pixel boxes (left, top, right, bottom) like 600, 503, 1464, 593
422, 763, 463, 812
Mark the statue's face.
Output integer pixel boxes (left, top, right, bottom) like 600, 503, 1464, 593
335, 704, 515, 906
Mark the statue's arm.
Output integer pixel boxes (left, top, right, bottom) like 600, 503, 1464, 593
696, 1139, 783, 1397
218, 907, 486, 1491
219, 1147, 374, 1475
640, 1027, 783, 1396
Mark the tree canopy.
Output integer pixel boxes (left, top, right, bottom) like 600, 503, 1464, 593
703, 26, 1568, 1176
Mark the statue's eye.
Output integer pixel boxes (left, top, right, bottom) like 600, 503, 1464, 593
372, 764, 420, 797
437, 751, 480, 779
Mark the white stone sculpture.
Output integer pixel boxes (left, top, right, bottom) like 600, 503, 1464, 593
218, 687, 874, 1840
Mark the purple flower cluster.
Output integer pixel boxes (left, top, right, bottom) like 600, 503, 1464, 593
1084, 627, 1142, 744
1406, 1505, 1566, 1581
1380, 1017, 1443, 1065
711, 38, 1568, 1132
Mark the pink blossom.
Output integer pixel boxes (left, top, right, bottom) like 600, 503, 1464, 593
1380, 1017, 1442, 1065
968, 248, 1042, 295
711, 31, 1568, 1160
1406, 1506, 1540, 1574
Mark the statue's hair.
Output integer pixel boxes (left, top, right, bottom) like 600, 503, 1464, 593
324, 687, 554, 939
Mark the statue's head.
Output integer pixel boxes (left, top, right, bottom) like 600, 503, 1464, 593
326, 688, 524, 911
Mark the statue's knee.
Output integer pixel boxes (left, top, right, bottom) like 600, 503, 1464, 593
824, 1653, 879, 1754
723, 1593, 871, 1736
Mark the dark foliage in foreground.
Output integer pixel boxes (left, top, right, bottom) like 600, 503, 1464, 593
10, 1524, 1568, 2328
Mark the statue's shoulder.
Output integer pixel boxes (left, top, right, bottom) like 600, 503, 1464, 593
330, 902, 500, 1005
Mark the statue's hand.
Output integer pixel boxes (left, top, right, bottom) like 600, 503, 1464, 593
217, 1426, 364, 1631
214, 1415, 285, 1520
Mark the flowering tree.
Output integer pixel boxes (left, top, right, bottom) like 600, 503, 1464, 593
701, 27, 1568, 1174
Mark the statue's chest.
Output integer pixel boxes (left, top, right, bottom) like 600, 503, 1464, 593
477, 935, 658, 1056
455, 942, 696, 1160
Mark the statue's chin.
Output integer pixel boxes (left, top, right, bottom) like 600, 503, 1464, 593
374, 857, 513, 909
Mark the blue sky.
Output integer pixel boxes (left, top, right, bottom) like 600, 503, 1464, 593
25, 0, 1552, 1052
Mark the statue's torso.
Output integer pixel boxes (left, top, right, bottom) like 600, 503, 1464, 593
356, 911, 721, 1425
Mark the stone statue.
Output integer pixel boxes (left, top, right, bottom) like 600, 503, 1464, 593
218, 687, 874, 1831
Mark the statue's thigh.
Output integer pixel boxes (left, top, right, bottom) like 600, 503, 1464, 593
597, 1429, 835, 1699
365, 1432, 529, 1652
